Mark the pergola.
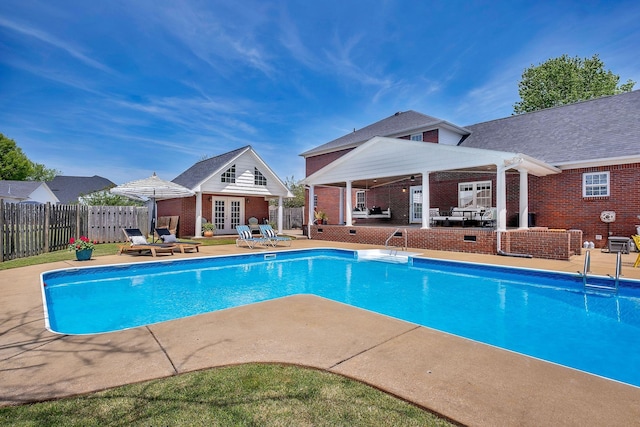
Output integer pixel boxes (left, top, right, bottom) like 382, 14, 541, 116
303, 136, 560, 231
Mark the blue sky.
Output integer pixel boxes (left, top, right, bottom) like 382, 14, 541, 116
1, 1, 639, 185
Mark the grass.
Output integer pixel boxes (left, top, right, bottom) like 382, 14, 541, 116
0, 238, 237, 271
1, 238, 453, 426
0, 364, 452, 426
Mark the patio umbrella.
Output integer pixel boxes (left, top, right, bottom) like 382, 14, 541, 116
110, 172, 195, 235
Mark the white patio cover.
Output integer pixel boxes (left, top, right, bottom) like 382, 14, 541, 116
303, 136, 560, 230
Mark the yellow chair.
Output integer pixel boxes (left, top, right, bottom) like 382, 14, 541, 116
632, 235, 640, 268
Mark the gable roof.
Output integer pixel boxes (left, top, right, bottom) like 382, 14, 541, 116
173, 145, 293, 197
461, 90, 640, 166
303, 136, 559, 188
173, 146, 251, 189
47, 175, 116, 203
0, 180, 59, 203
0, 180, 46, 200
300, 110, 469, 157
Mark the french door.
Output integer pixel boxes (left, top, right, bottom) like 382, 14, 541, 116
409, 186, 422, 223
212, 197, 244, 234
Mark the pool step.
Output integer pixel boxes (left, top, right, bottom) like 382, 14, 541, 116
357, 249, 420, 264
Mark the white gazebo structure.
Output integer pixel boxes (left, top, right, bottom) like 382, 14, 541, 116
303, 137, 560, 232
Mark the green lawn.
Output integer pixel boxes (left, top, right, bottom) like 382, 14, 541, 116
0, 240, 453, 426
0, 364, 452, 426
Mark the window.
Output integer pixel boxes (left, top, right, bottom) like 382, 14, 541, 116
313, 194, 318, 207
410, 133, 423, 141
221, 165, 236, 183
356, 191, 366, 210
583, 172, 609, 197
458, 181, 492, 208
254, 167, 267, 186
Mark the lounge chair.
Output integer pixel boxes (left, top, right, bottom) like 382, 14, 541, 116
236, 225, 267, 249
154, 227, 201, 253
119, 228, 176, 257
633, 235, 640, 268
259, 224, 292, 247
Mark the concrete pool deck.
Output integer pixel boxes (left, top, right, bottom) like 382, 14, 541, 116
1, 235, 640, 425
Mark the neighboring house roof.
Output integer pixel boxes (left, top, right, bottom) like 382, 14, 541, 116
300, 110, 470, 157
0, 180, 59, 203
173, 145, 293, 198
461, 90, 640, 167
47, 175, 116, 204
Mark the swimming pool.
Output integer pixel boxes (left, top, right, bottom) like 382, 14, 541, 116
41, 248, 640, 387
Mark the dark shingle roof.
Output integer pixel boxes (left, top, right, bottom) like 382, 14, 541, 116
172, 146, 250, 189
0, 180, 45, 200
47, 175, 116, 203
461, 90, 640, 164
300, 110, 459, 157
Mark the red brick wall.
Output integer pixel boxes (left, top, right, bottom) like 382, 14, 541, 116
157, 194, 269, 236
306, 149, 355, 175
529, 163, 640, 247
309, 225, 580, 260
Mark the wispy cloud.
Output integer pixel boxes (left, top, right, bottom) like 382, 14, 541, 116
0, 16, 114, 74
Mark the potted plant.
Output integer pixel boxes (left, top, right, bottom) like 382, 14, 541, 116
202, 222, 216, 237
69, 236, 96, 261
314, 210, 328, 225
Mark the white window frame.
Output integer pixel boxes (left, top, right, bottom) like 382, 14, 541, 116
355, 190, 366, 210
410, 133, 423, 141
583, 171, 609, 197
221, 165, 236, 183
458, 180, 492, 208
254, 167, 267, 186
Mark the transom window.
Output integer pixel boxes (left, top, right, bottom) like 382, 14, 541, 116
254, 167, 267, 186
410, 133, 423, 141
355, 190, 366, 210
458, 181, 492, 208
583, 172, 609, 197
221, 165, 236, 183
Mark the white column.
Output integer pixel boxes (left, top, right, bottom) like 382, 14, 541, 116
307, 185, 314, 238
421, 172, 431, 229
496, 164, 507, 231
518, 169, 529, 229
195, 191, 203, 237
339, 187, 345, 225
277, 196, 284, 234
345, 181, 353, 226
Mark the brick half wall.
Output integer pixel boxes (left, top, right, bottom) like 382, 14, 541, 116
309, 226, 582, 260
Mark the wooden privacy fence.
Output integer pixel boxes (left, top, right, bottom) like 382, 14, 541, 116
269, 206, 304, 230
0, 201, 148, 261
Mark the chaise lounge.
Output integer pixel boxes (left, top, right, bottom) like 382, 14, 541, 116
154, 227, 201, 253
119, 228, 177, 257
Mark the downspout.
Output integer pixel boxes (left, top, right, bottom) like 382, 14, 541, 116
496, 224, 533, 259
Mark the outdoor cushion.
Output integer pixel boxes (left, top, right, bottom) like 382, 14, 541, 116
264, 228, 276, 238
241, 229, 252, 240
162, 234, 178, 243
130, 235, 148, 245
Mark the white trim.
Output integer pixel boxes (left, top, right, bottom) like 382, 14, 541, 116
555, 155, 640, 170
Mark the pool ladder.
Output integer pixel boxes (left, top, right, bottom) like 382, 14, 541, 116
580, 250, 621, 292
385, 228, 408, 255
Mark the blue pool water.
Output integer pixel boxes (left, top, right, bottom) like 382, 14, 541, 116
42, 248, 640, 387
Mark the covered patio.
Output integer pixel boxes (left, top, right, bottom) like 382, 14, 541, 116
303, 137, 582, 260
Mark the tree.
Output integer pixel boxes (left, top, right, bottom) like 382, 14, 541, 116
81, 190, 145, 206
0, 133, 32, 180
513, 54, 635, 114
0, 133, 60, 181
270, 176, 305, 208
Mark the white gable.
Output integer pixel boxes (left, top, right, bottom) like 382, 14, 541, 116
200, 149, 292, 198
304, 136, 559, 186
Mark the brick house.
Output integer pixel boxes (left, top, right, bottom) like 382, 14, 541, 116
157, 146, 292, 237
301, 90, 640, 259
